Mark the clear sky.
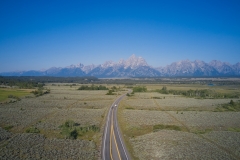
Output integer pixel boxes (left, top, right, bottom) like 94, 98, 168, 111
0, 0, 240, 72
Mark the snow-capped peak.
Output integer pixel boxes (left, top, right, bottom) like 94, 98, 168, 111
101, 61, 115, 68
124, 54, 149, 69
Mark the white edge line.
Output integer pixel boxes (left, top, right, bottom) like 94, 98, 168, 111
103, 104, 111, 160
116, 109, 129, 160
115, 95, 129, 160
103, 96, 122, 160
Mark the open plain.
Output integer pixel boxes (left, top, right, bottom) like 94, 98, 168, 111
0, 83, 124, 159
0, 79, 240, 159
119, 83, 240, 160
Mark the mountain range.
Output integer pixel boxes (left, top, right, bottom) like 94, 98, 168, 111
1, 55, 240, 77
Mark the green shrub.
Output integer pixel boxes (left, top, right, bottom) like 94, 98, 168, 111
153, 124, 181, 131
156, 87, 240, 99
78, 85, 108, 90
26, 127, 40, 133
59, 120, 99, 139
152, 97, 161, 99
8, 95, 21, 101
228, 127, 240, 132
229, 100, 235, 105
215, 100, 240, 112
31, 87, 50, 97
70, 129, 78, 139
133, 86, 147, 92
106, 90, 114, 95
193, 129, 212, 134
60, 120, 78, 139
4, 125, 13, 131
125, 107, 134, 109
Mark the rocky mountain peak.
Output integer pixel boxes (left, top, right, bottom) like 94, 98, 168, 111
124, 54, 148, 69
101, 61, 115, 68
209, 60, 224, 66
209, 60, 233, 73
1, 55, 239, 77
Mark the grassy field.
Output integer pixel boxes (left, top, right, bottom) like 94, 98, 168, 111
118, 83, 240, 160
0, 88, 33, 102
146, 83, 240, 95
1, 81, 240, 159
0, 83, 123, 159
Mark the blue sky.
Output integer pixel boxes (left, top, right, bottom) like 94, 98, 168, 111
0, 0, 240, 72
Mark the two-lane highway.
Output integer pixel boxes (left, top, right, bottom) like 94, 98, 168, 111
102, 92, 130, 160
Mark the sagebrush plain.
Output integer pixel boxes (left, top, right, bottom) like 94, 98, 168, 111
0, 78, 240, 159
119, 82, 240, 160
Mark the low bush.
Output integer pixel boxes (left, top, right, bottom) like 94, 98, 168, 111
228, 127, 240, 132
106, 90, 114, 95
133, 86, 147, 92
151, 97, 161, 99
156, 86, 239, 99
26, 127, 40, 133
4, 125, 13, 131
8, 95, 21, 101
215, 100, 240, 112
192, 129, 212, 134
78, 85, 108, 90
59, 120, 100, 139
31, 87, 50, 97
125, 107, 134, 109
153, 124, 181, 131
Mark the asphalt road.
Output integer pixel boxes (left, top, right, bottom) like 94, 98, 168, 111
102, 92, 131, 160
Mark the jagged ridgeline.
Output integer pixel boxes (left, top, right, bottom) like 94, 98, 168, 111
1, 55, 240, 77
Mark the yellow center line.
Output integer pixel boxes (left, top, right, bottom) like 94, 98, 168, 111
110, 108, 122, 160
110, 110, 113, 160
113, 124, 122, 160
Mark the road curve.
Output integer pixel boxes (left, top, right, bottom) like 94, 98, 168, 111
102, 91, 131, 160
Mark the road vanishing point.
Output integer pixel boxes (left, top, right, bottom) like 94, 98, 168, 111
102, 92, 131, 160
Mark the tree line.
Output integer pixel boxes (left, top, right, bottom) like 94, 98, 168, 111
157, 86, 239, 99
78, 85, 108, 90
0, 76, 98, 88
